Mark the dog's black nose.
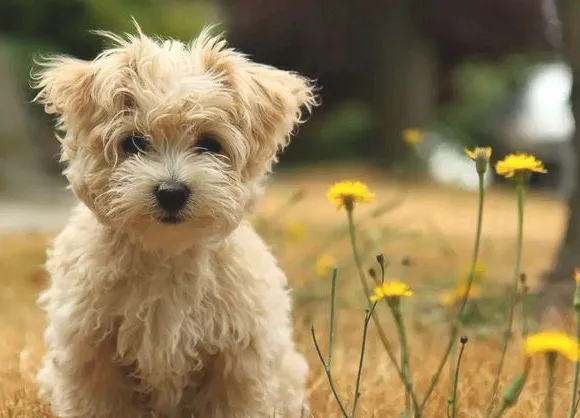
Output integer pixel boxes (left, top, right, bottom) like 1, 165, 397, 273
154, 182, 190, 212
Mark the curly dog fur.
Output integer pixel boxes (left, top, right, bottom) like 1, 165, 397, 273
31, 22, 317, 418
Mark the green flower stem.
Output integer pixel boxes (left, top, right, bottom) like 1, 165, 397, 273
328, 268, 338, 368
346, 207, 372, 298
351, 303, 377, 418
448, 340, 457, 402
345, 206, 421, 416
311, 268, 349, 417
521, 277, 529, 340
568, 282, 580, 418
491, 362, 530, 418
487, 184, 525, 411
390, 300, 413, 416
450, 338, 468, 418
420, 173, 486, 411
311, 324, 350, 417
300, 198, 405, 272
546, 353, 557, 418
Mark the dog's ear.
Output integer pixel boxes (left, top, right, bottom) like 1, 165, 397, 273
191, 29, 318, 173
235, 62, 318, 168
32, 56, 96, 123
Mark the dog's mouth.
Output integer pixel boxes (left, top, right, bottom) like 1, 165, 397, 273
158, 215, 185, 225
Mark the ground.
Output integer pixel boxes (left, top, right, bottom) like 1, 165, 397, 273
0, 165, 576, 417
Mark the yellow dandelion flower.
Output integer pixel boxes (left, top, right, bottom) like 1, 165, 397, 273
403, 128, 423, 145
440, 284, 480, 307
575, 268, 580, 283
495, 153, 547, 179
369, 280, 414, 302
465, 147, 492, 161
327, 181, 375, 210
465, 146, 492, 174
523, 331, 580, 362
316, 254, 336, 278
283, 219, 306, 242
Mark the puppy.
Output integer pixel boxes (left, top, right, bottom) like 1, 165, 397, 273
32, 24, 317, 418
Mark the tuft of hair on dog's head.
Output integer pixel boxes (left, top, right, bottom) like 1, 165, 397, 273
30, 22, 318, 250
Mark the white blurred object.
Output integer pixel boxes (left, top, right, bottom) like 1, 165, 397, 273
508, 61, 573, 142
498, 60, 576, 198
415, 132, 494, 191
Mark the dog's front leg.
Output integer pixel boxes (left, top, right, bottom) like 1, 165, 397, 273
272, 348, 311, 418
38, 337, 147, 418
37, 299, 147, 418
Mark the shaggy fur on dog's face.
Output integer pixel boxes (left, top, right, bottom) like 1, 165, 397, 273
33, 26, 316, 250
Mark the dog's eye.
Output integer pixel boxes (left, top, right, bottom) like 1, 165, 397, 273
122, 134, 149, 155
195, 135, 222, 154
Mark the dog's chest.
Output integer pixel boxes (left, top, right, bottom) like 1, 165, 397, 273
106, 252, 255, 382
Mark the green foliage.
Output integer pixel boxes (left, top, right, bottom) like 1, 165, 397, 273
314, 101, 373, 153
283, 101, 374, 164
0, 0, 214, 56
1, 0, 214, 91
87, 0, 215, 45
435, 54, 548, 147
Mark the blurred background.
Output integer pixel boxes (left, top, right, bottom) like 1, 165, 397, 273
1, 0, 580, 288
0, 0, 572, 196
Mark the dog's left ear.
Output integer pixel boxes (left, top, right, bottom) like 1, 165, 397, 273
235, 62, 318, 171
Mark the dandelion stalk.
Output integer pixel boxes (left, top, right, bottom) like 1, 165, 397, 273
389, 299, 413, 416
345, 205, 421, 416
568, 274, 580, 418
420, 170, 486, 411
311, 267, 349, 417
300, 193, 405, 271
491, 362, 530, 418
546, 352, 557, 418
328, 268, 339, 368
450, 337, 468, 418
328, 181, 420, 415
346, 207, 372, 298
448, 338, 457, 404
377, 253, 386, 284
351, 304, 377, 418
520, 273, 529, 339
311, 324, 350, 418
487, 183, 525, 410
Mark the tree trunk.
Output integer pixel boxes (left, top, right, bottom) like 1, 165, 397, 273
364, 0, 439, 169
542, 0, 580, 299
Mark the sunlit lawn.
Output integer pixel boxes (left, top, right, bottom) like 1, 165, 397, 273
0, 165, 575, 417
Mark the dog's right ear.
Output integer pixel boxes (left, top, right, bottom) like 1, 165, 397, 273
31, 56, 95, 120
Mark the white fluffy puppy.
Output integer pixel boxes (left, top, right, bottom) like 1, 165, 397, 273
32, 24, 317, 418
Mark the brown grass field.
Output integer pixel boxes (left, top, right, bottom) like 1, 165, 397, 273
0, 165, 577, 417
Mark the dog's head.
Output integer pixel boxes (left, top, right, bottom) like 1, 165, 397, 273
32, 24, 317, 249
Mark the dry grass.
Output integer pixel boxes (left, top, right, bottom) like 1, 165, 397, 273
0, 165, 576, 417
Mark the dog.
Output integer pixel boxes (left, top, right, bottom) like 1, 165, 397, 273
32, 23, 317, 418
